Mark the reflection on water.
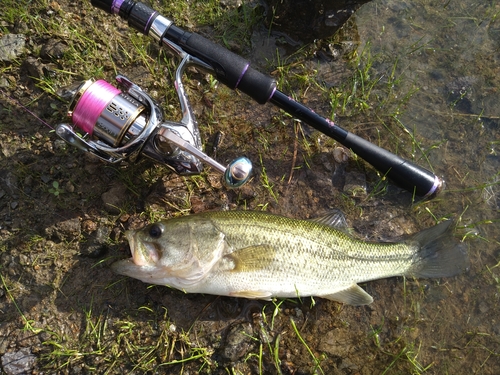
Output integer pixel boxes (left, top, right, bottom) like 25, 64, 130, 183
353, 0, 500, 372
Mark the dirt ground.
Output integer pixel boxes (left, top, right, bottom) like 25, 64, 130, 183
1, 0, 499, 374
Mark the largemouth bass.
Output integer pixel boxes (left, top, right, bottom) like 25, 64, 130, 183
112, 210, 469, 305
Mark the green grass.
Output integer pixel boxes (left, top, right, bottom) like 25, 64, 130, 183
290, 318, 325, 375
40, 301, 214, 373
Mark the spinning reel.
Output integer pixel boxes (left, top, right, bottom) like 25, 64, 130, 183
55, 49, 252, 188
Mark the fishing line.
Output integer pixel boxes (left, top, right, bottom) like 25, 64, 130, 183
0, 88, 54, 130
71, 80, 121, 135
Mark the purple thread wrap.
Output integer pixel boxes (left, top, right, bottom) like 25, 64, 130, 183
234, 64, 249, 89
266, 86, 277, 103
423, 175, 442, 198
111, 0, 124, 14
144, 11, 158, 34
235, 64, 274, 103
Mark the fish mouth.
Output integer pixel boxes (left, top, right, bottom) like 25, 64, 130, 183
125, 230, 159, 266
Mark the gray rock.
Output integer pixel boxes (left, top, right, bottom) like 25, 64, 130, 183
0, 171, 19, 196
222, 322, 254, 361
45, 217, 81, 242
21, 57, 44, 79
0, 34, 25, 62
219, 0, 243, 8
40, 39, 68, 60
101, 183, 128, 214
1, 348, 36, 375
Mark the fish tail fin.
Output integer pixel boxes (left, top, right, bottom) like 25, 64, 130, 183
407, 220, 469, 278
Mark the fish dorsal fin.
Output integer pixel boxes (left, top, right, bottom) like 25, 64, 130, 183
309, 210, 349, 231
226, 245, 277, 272
321, 284, 374, 305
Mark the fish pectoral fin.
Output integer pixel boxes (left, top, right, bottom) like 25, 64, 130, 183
227, 245, 277, 272
229, 290, 272, 300
321, 284, 374, 305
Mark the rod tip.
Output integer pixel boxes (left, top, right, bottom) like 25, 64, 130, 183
424, 175, 445, 200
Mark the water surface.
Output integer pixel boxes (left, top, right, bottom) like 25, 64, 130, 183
351, 0, 499, 372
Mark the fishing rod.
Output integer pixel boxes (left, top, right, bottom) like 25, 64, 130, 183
86, 0, 443, 198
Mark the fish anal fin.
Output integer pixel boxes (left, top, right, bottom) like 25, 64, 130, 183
321, 284, 374, 305
229, 290, 272, 300
227, 245, 276, 272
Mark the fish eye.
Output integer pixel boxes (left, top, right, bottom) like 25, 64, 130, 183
148, 223, 163, 239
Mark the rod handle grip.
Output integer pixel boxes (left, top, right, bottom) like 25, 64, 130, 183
165, 27, 276, 104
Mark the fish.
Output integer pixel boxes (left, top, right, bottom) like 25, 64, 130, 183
112, 210, 469, 305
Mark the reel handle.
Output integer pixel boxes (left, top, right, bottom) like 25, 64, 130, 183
157, 128, 252, 188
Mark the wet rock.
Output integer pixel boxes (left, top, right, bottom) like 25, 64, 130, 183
333, 146, 350, 164
45, 217, 81, 242
332, 163, 346, 190
314, 152, 335, 172
0, 34, 25, 62
221, 322, 254, 361
264, 0, 372, 43
101, 183, 128, 214
343, 170, 367, 197
445, 76, 478, 114
315, 148, 350, 190
1, 348, 36, 375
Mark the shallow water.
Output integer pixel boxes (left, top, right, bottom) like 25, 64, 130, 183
356, 0, 500, 201
352, 0, 500, 372
354, 1, 500, 227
